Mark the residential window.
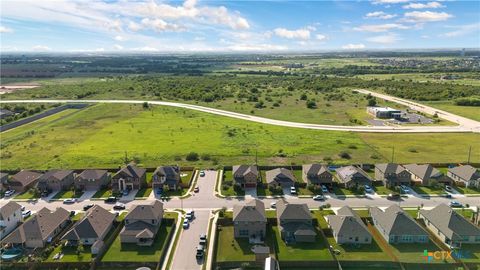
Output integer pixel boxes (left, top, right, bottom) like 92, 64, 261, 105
365, 237, 369, 242
239, 229, 248, 236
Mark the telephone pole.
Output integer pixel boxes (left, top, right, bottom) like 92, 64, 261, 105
391, 146, 395, 163
467, 146, 472, 164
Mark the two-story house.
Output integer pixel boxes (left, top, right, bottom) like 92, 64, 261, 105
120, 200, 164, 246
447, 165, 479, 189
276, 200, 316, 243
375, 163, 411, 188
152, 166, 181, 190
232, 165, 259, 189
37, 169, 75, 192
233, 199, 266, 242
302, 164, 333, 187
326, 206, 372, 244
404, 164, 452, 186
335, 166, 372, 189
266, 168, 296, 188
112, 164, 147, 192
0, 201, 22, 239
74, 169, 110, 191
9, 170, 43, 193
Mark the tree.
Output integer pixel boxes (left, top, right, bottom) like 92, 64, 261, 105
300, 93, 307, 100
186, 152, 199, 161
143, 102, 149, 109
368, 98, 377, 106
306, 100, 317, 109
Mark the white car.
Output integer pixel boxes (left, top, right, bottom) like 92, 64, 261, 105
4, 190, 15, 197
22, 210, 32, 219
313, 195, 325, 201
290, 186, 297, 195
183, 219, 190, 229
63, 198, 77, 204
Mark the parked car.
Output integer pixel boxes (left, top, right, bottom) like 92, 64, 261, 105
41, 190, 51, 197
387, 193, 401, 200
104, 197, 117, 203
4, 190, 15, 197
22, 210, 31, 219
196, 245, 204, 259
199, 171, 205, 177
156, 188, 163, 195
321, 185, 329, 193
187, 210, 195, 218
186, 212, 193, 221
183, 219, 190, 229
364, 185, 373, 194
122, 190, 130, 196
63, 198, 77, 204
270, 202, 276, 209
400, 185, 410, 194
194, 187, 200, 193
113, 202, 126, 210
445, 185, 453, 192
199, 234, 207, 246
313, 195, 325, 201
449, 201, 462, 208
21, 206, 26, 211
83, 204, 95, 211
444, 193, 452, 199
290, 186, 297, 195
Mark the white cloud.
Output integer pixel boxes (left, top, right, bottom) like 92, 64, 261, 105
315, 34, 327, 41
32, 45, 51, 51
372, 0, 410, 4
114, 44, 123, 50
440, 23, 480, 38
366, 33, 402, 44
141, 18, 185, 32
402, 2, 444, 9
114, 35, 125, 41
273, 28, 310, 40
128, 21, 142, 32
365, 11, 397, 19
133, 46, 160, 52
403, 11, 452, 22
0, 26, 14, 33
342, 43, 365, 49
227, 43, 287, 51
354, 23, 409, 32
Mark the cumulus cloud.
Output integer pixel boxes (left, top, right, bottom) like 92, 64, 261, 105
227, 43, 287, 51
114, 35, 125, 41
440, 23, 480, 38
403, 11, 452, 22
354, 23, 409, 32
403, 2, 444, 9
315, 34, 327, 41
0, 26, 14, 33
141, 18, 185, 32
372, 0, 410, 4
366, 33, 402, 44
342, 43, 365, 49
273, 28, 310, 40
132, 46, 160, 52
114, 44, 123, 50
365, 11, 397, 19
32, 45, 51, 51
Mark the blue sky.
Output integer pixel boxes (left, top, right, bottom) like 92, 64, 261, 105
1, 0, 479, 52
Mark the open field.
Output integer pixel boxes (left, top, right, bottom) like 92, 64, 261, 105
424, 101, 480, 122
1, 103, 479, 170
356, 73, 480, 87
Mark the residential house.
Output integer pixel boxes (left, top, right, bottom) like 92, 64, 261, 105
233, 199, 266, 241
404, 164, 452, 186
232, 165, 259, 188
375, 163, 411, 188
447, 165, 479, 188
302, 164, 333, 186
37, 169, 75, 192
266, 168, 295, 188
326, 206, 372, 244
62, 205, 115, 254
75, 169, 110, 191
9, 170, 43, 193
112, 164, 147, 192
335, 166, 372, 189
120, 200, 164, 246
276, 200, 316, 243
3, 207, 70, 248
0, 172, 8, 192
418, 204, 480, 247
370, 205, 428, 244
152, 166, 181, 190
0, 201, 22, 239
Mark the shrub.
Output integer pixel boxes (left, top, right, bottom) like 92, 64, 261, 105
368, 98, 377, 106
186, 152, 199, 161
142, 102, 149, 109
306, 100, 317, 109
348, 144, 357, 149
201, 154, 211, 161
339, 151, 351, 159
300, 93, 307, 100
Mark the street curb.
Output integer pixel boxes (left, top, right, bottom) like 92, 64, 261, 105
161, 210, 183, 270
204, 211, 218, 270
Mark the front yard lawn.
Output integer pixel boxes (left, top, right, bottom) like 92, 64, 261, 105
373, 185, 397, 195
411, 186, 445, 195
135, 188, 152, 198
102, 220, 173, 262
161, 170, 194, 197
454, 186, 480, 195
332, 187, 364, 196
92, 188, 112, 198
216, 226, 256, 262
457, 245, 480, 264
46, 245, 93, 262
15, 190, 40, 200
53, 190, 84, 199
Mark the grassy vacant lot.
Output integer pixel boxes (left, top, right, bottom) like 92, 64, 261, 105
424, 101, 480, 122
1, 103, 478, 170
356, 73, 480, 87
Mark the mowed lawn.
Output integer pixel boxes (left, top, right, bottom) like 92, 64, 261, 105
1, 103, 479, 170
216, 226, 256, 262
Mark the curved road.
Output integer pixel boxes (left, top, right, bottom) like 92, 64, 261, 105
2, 93, 479, 133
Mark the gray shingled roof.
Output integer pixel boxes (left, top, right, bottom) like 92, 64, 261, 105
0, 201, 22, 221
370, 205, 427, 237
233, 199, 266, 223
404, 164, 441, 180
276, 200, 311, 221
3, 207, 70, 244
335, 166, 371, 183
376, 163, 407, 175
126, 200, 163, 221
77, 169, 108, 180
327, 206, 370, 239
232, 165, 259, 181
419, 204, 480, 241
11, 170, 43, 186
265, 168, 295, 185
303, 164, 329, 177
153, 166, 180, 185
114, 164, 146, 179
448, 165, 480, 181
62, 205, 115, 241
39, 170, 73, 181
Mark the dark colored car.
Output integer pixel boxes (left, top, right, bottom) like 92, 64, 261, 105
83, 204, 95, 211
104, 197, 117, 203
196, 245, 204, 259
387, 193, 401, 200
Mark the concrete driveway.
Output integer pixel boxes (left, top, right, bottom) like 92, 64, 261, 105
245, 187, 257, 197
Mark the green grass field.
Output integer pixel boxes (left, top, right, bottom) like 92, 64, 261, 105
215, 226, 257, 262
1, 103, 478, 170
424, 101, 480, 122
356, 73, 480, 87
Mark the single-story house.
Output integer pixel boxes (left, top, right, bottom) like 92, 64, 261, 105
232, 165, 259, 188
276, 200, 316, 243
233, 199, 266, 241
370, 205, 428, 244
112, 164, 147, 192
37, 169, 75, 192
0, 201, 22, 239
75, 169, 110, 191
335, 166, 372, 189
152, 166, 181, 190
266, 168, 296, 188
326, 206, 372, 244
302, 164, 333, 186
120, 200, 164, 246
418, 204, 480, 247
375, 163, 411, 187
447, 165, 479, 188
404, 164, 452, 186
3, 207, 70, 248
8, 170, 43, 193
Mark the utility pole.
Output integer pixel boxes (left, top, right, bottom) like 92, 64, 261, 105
391, 146, 395, 163
467, 146, 472, 164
